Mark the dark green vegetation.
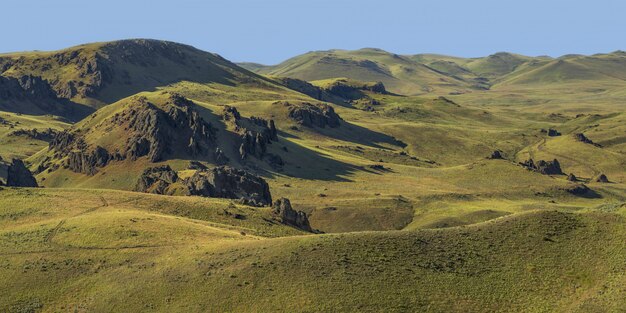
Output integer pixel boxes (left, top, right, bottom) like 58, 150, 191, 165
1, 40, 625, 312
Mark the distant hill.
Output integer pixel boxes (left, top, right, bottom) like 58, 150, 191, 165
0, 39, 272, 119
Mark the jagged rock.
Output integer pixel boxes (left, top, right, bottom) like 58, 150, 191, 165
134, 165, 179, 194
520, 158, 563, 175
185, 166, 272, 206
594, 174, 609, 183
0, 158, 38, 187
48, 94, 220, 174
271, 198, 312, 232
65, 146, 110, 175
284, 102, 341, 128
487, 150, 504, 159
567, 173, 577, 182
222, 105, 241, 121
573, 133, 601, 147
8, 128, 59, 141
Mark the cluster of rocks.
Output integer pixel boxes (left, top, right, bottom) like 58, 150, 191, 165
222, 106, 283, 168
135, 165, 272, 207
47, 94, 223, 175
276, 77, 325, 101
281, 101, 341, 128
541, 128, 561, 137
0, 157, 38, 187
520, 158, 563, 175
271, 198, 313, 232
573, 133, 601, 147
9, 128, 60, 142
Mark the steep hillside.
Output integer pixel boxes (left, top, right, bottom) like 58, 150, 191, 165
0, 39, 275, 117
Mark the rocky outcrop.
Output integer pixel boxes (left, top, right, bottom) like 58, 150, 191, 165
283, 102, 341, 128
520, 158, 563, 175
47, 94, 221, 175
563, 184, 600, 198
271, 198, 312, 232
543, 128, 561, 137
66, 146, 112, 175
0, 158, 38, 187
223, 106, 280, 163
119, 94, 218, 162
185, 166, 272, 207
487, 150, 504, 159
594, 174, 609, 183
8, 128, 59, 141
134, 165, 178, 194
573, 133, 601, 147
135, 165, 273, 206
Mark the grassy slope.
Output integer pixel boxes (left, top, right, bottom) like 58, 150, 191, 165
0, 112, 69, 160
0, 188, 624, 312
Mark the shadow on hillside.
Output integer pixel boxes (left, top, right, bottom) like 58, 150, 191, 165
0, 98, 95, 123
173, 104, 365, 182
313, 120, 406, 150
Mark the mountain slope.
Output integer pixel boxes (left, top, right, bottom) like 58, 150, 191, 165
243, 48, 476, 95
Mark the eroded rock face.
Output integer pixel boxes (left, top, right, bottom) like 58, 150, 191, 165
8, 128, 59, 141
521, 158, 563, 175
0, 158, 38, 187
135, 165, 273, 206
120, 94, 218, 162
283, 102, 341, 128
134, 165, 178, 194
46, 94, 220, 175
271, 198, 312, 232
186, 166, 272, 207
222, 106, 280, 163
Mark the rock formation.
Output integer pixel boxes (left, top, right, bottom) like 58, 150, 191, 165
271, 198, 312, 232
134, 165, 179, 194
8, 128, 59, 141
520, 158, 563, 175
222, 106, 281, 163
0, 158, 38, 187
282, 102, 341, 128
186, 166, 272, 206
46, 93, 221, 175
594, 174, 609, 183
573, 133, 601, 147
135, 165, 272, 207
567, 173, 577, 182
487, 150, 504, 159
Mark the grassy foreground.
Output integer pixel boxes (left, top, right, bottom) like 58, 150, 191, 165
0, 188, 624, 312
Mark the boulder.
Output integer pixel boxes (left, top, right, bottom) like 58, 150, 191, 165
594, 174, 609, 183
487, 150, 504, 159
0, 158, 38, 187
547, 128, 561, 137
271, 198, 312, 232
563, 184, 600, 198
567, 173, 577, 182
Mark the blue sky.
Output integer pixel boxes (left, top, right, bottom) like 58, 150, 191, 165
2, 0, 625, 64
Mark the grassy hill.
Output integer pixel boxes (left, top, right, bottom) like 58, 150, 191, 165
1, 40, 626, 312
0, 188, 624, 312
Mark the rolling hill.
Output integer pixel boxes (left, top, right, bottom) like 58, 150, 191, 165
1, 39, 625, 312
